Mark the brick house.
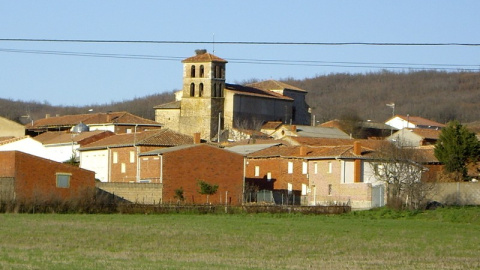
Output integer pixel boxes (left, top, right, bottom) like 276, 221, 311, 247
26, 111, 162, 136
242, 142, 387, 209
79, 129, 193, 182
0, 151, 95, 202
139, 144, 245, 205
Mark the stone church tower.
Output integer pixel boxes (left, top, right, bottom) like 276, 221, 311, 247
178, 50, 227, 140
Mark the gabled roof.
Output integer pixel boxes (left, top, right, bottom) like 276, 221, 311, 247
225, 83, 293, 101
293, 125, 350, 139
153, 101, 181, 110
405, 128, 441, 140
33, 130, 114, 145
79, 129, 193, 150
0, 136, 31, 146
225, 143, 283, 155
390, 115, 445, 128
246, 80, 306, 93
286, 137, 391, 151
182, 52, 227, 63
246, 144, 373, 159
27, 112, 161, 129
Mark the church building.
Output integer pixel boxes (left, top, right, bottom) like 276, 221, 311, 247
154, 50, 310, 141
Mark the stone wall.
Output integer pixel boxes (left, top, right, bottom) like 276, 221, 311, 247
96, 182, 163, 204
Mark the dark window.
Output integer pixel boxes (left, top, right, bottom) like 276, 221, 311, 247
190, 83, 195, 97
56, 173, 71, 188
199, 83, 204, 97
199, 65, 204, 77
190, 65, 196, 78
215, 65, 220, 78
213, 84, 217, 97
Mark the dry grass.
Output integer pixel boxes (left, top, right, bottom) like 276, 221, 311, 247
0, 211, 479, 269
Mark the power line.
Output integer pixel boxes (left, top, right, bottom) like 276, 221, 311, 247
1, 47, 478, 72
1, 38, 480, 46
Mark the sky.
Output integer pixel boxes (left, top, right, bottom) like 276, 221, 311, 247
1, 1, 479, 106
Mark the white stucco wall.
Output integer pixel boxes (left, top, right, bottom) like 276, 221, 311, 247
0, 137, 49, 159
80, 149, 109, 182
44, 143, 80, 163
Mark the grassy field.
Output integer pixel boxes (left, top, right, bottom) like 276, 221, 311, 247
0, 207, 479, 270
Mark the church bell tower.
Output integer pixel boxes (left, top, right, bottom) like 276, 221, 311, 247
179, 50, 227, 141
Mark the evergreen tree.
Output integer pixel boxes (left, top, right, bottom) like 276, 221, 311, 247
434, 120, 480, 180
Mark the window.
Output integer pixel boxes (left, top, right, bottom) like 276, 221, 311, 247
121, 163, 126, 173
190, 83, 195, 97
113, 152, 118, 164
199, 65, 204, 77
126, 128, 132, 133
130, 151, 135, 163
56, 173, 71, 188
314, 162, 318, 174
287, 183, 293, 195
302, 184, 307, 196
302, 162, 308, 174
328, 161, 332, 173
328, 184, 332, 195
288, 162, 293, 174
254, 166, 260, 177
190, 65, 195, 77
215, 65, 220, 78
212, 84, 217, 97
199, 83, 204, 97
267, 172, 271, 180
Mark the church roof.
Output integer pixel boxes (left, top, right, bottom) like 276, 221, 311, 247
247, 80, 306, 92
182, 52, 227, 63
225, 83, 293, 101
153, 101, 181, 109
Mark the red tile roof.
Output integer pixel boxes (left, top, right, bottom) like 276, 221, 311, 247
182, 52, 227, 63
394, 115, 445, 128
247, 144, 372, 159
27, 112, 160, 129
79, 129, 193, 150
247, 80, 306, 93
33, 130, 114, 145
287, 137, 391, 151
225, 83, 293, 101
409, 128, 441, 140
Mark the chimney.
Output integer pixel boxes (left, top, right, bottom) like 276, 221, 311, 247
106, 113, 111, 122
193, 132, 201, 144
299, 145, 307, 156
353, 141, 361, 155
353, 141, 362, 183
291, 125, 297, 132
45, 114, 50, 119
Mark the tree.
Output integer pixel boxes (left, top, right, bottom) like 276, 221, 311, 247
174, 187, 185, 203
197, 180, 219, 204
434, 120, 480, 181
371, 141, 432, 209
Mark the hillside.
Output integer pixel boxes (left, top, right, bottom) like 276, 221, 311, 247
285, 70, 480, 124
2, 70, 479, 125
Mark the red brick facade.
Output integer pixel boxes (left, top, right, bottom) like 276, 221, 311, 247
0, 151, 95, 201
140, 144, 245, 205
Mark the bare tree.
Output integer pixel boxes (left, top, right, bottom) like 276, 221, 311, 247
370, 141, 433, 209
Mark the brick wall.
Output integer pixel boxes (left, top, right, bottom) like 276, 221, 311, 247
0, 151, 95, 201
144, 144, 244, 205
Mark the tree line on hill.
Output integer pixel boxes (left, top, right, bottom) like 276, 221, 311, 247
1, 70, 479, 126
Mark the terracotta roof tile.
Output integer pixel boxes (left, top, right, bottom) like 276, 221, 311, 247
79, 129, 193, 150
287, 137, 391, 151
247, 80, 306, 92
247, 144, 372, 159
395, 115, 445, 128
28, 111, 160, 129
409, 128, 441, 140
182, 52, 227, 63
33, 130, 113, 145
225, 83, 293, 101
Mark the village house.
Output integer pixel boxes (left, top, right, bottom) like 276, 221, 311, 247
385, 115, 445, 131
387, 128, 441, 147
26, 111, 162, 136
0, 136, 49, 160
154, 50, 310, 141
233, 140, 389, 209
33, 130, 115, 163
78, 129, 193, 182
0, 151, 95, 202
139, 143, 245, 205
0, 116, 25, 138
320, 119, 394, 139
262, 123, 350, 140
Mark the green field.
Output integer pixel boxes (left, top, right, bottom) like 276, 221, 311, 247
0, 207, 479, 270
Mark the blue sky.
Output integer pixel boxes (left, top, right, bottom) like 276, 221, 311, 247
1, 1, 479, 106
